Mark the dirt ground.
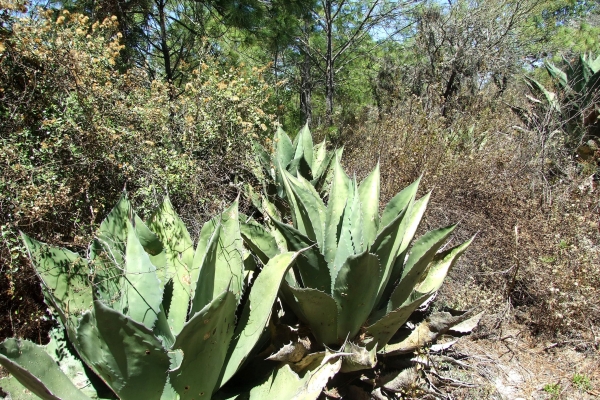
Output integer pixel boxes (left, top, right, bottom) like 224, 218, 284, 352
424, 316, 600, 399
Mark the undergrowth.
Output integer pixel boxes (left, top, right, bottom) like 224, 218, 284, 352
341, 90, 600, 342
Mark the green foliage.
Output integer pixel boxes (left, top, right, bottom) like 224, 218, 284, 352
0, 195, 299, 399
543, 382, 561, 397
572, 373, 592, 391
244, 137, 472, 349
549, 22, 600, 56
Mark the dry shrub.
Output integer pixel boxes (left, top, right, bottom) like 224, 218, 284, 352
341, 93, 600, 341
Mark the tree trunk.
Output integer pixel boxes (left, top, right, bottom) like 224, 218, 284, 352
325, 0, 334, 126
157, 0, 173, 83
300, 50, 312, 126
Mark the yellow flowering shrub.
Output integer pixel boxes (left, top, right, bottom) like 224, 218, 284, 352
0, 1, 274, 339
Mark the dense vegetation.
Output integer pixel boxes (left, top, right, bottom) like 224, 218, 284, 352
0, 0, 599, 397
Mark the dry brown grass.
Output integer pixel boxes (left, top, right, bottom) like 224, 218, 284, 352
340, 95, 600, 343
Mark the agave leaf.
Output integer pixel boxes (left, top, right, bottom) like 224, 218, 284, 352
44, 327, 114, 399
328, 196, 360, 282
0, 375, 48, 399
369, 209, 409, 309
153, 304, 176, 348
219, 251, 300, 387
357, 163, 380, 247
378, 367, 419, 393
588, 53, 600, 74
414, 237, 473, 294
190, 201, 244, 314
189, 219, 222, 316
348, 176, 364, 254
89, 238, 123, 311
160, 381, 178, 400
76, 301, 170, 400
380, 192, 432, 301
323, 155, 351, 264
170, 290, 237, 400
267, 338, 311, 363
261, 196, 288, 253
311, 139, 329, 181
584, 69, 600, 105
383, 192, 431, 298
279, 276, 303, 313
0, 339, 90, 400
248, 356, 342, 400
525, 77, 560, 112
279, 162, 306, 235
319, 147, 344, 196
580, 54, 595, 90
398, 192, 432, 256
287, 157, 313, 181
389, 224, 457, 309
449, 311, 484, 334
270, 218, 330, 292
280, 168, 326, 246
284, 285, 339, 346
340, 342, 378, 373
333, 252, 380, 342
91, 194, 131, 268
119, 220, 163, 329
240, 219, 280, 264
253, 141, 272, 175
246, 182, 265, 212
274, 127, 294, 169
295, 173, 328, 218
91, 199, 164, 313
148, 196, 194, 336
262, 195, 282, 222
293, 123, 314, 169
92, 195, 164, 268
189, 215, 219, 304
132, 214, 164, 258
363, 291, 433, 350
311, 152, 335, 189
20, 234, 92, 337
379, 176, 420, 230
545, 61, 568, 89
381, 311, 480, 356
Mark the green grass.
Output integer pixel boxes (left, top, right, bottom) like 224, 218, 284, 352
543, 382, 561, 398
572, 373, 592, 391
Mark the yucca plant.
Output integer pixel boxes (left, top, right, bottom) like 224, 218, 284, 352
244, 156, 473, 354
0, 195, 300, 399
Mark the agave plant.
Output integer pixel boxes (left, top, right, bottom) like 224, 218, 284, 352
248, 124, 342, 209
0, 196, 300, 399
243, 156, 473, 353
514, 53, 600, 142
